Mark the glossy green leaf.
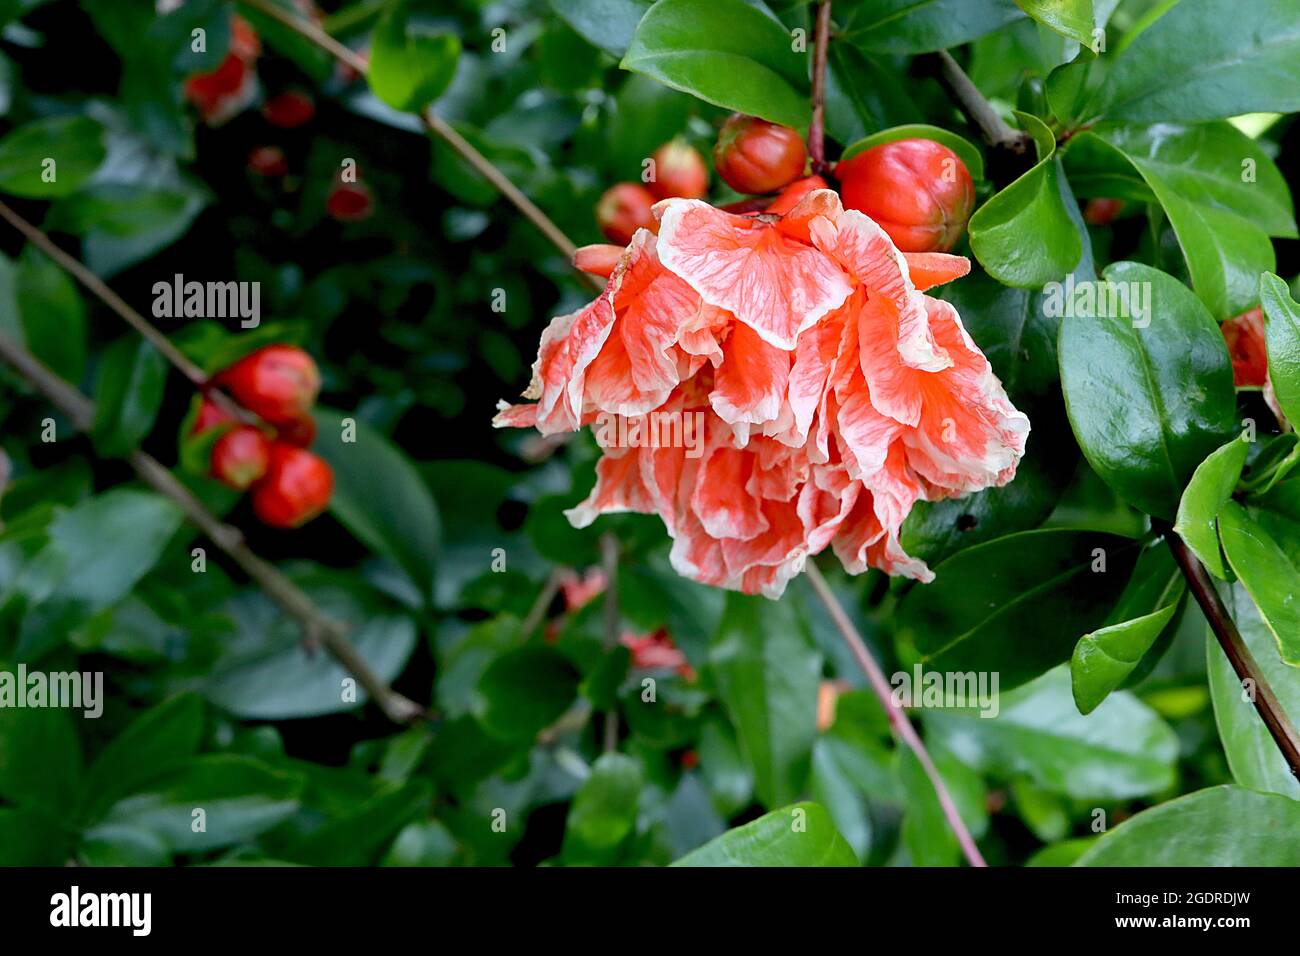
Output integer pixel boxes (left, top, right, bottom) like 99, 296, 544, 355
824, 43, 922, 146
1067, 123, 1290, 318
1173, 436, 1249, 579
14, 245, 86, 383
16, 489, 183, 660
1059, 261, 1237, 519
549, 0, 653, 57
927, 666, 1179, 800
1218, 501, 1300, 666
1015, 0, 1094, 46
474, 646, 580, 742
621, 0, 810, 128
0, 115, 106, 198
1260, 272, 1300, 426
672, 802, 857, 866
1070, 603, 1177, 714
1077, 785, 1300, 866
841, 124, 984, 180
0, 694, 80, 812
313, 408, 441, 605
195, 576, 418, 719
1208, 582, 1300, 799
92, 336, 167, 458
1100, 0, 1300, 124
843, 0, 1025, 54
897, 529, 1139, 690
710, 592, 821, 808
562, 752, 643, 864
968, 113, 1081, 288
81, 693, 206, 821
368, 5, 461, 113
288, 781, 433, 866
98, 755, 301, 853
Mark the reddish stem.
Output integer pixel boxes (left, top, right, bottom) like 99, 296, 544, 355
808, 1, 832, 176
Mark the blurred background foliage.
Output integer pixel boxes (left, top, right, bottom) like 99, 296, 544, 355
0, 0, 1296, 867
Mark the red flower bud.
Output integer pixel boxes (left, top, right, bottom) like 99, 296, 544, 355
276, 413, 317, 448
218, 345, 321, 426
326, 181, 374, 222
573, 243, 624, 279
191, 396, 236, 436
595, 182, 656, 245
262, 89, 315, 128
1221, 307, 1269, 388
837, 138, 975, 253
647, 139, 708, 200
209, 425, 271, 490
251, 443, 334, 528
247, 145, 288, 177
712, 114, 806, 195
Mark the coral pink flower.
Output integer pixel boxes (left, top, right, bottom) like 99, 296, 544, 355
496, 190, 1028, 597
559, 567, 607, 611
184, 16, 261, 126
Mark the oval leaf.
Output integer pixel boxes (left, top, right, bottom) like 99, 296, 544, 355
672, 802, 856, 866
1260, 272, 1300, 426
1218, 500, 1300, 666
1174, 436, 1249, 580
368, 5, 461, 113
1059, 261, 1237, 519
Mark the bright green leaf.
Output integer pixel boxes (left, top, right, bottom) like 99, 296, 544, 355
1015, 0, 1094, 46
1174, 436, 1249, 579
672, 802, 856, 866
368, 4, 461, 113
92, 336, 167, 458
1260, 272, 1300, 426
1218, 501, 1300, 666
0, 115, 106, 198
1071, 603, 1178, 714
621, 0, 810, 128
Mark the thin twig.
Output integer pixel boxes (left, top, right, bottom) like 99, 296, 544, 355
805, 562, 987, 867
808, 0, 832, 176
519, 567, 563, 641
0, 201, 254, 423
925, 50, 1031, 157
240, 0, 594, 277
1158, 520, 1300, 779
600, 532, 621, 754
0, 332, 426, 726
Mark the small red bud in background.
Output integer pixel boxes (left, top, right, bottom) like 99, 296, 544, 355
262, 89, 316, 128
276, 413, 317, 448
210, 425, 271, 491
1221, 307, 1269, 388
836, 138, 974, 253
1084, 197, 1125, 226
251, 443, 334, 528
647, 139, 708, 200
595, 182, 656, 245
327, 181, 374, 222
218, 345, 321, 426
247, 145, 288, 177
712, 114, 807, 195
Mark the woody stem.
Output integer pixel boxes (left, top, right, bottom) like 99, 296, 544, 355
0, 331, 426, 725
805, 562, 987, 867
808, 0, 833, 176
925, 50, 1032, 159
1156, 520, 1300, 779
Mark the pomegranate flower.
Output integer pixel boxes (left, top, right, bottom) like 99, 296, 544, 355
1221, 307, 1287, 427
496, 190, 1029, 597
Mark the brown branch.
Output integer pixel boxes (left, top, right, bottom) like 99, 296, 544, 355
0, 332, 426, 726
925, 50, 1031, 158
0, 201, 255, 425
808, 0, 832, 176
600, 532, 621, 754
1158, 520, 1300, 779
240, 0, 598, 286
805, 562, 987, 867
